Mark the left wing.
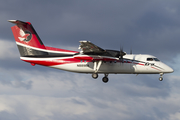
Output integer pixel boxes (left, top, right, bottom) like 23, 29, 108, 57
79, 41, 105, 54
77, 41, 117, 73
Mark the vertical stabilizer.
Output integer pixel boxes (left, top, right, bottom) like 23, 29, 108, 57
8, 20, 48, 57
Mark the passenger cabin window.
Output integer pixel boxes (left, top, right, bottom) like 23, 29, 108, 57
147, 58, 160, 61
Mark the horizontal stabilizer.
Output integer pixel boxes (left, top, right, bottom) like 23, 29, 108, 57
8, 20, 27, 25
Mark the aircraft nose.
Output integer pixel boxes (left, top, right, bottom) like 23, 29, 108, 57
164, 65, 174, 73
167, 67, 174, 73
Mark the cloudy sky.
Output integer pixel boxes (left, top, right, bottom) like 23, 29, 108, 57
0, 0, 180, 120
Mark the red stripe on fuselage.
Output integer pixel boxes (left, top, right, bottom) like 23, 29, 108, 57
22, 58, 144, 67
151, 66, 161, 71
21, 57, 89, 66
134, 62, 144, 66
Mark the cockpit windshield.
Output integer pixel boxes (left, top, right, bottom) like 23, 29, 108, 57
147, 58, 160, 61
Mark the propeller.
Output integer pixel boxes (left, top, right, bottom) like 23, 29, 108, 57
119, 46, 126, 63
130, 48, 132, 54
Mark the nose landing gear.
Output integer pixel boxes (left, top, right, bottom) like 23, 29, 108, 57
159, 73, 164, 81
159, 77, 163, 81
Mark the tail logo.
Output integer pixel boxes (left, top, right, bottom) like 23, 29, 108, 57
18, 28, 32, 42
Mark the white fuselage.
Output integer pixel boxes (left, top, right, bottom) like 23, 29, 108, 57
21, 54, 173, 74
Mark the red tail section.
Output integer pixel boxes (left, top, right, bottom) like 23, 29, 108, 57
9, 20, 46, 49
9, 20, 49, 57
9, 20, 78, 57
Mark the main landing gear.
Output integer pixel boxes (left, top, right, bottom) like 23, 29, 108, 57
92, 73, 98, 79
92, 73, 109, 83
159, 73, 164, 81
102, 74, 109, 83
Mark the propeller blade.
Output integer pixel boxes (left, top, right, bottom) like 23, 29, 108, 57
119, 46, 124, 63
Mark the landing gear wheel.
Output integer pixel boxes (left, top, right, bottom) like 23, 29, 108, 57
92, 73, 98, 79
102, 77, 109, 83
159, 77, 163, 81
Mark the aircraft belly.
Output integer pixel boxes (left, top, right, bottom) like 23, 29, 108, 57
50, 62, 135, 74
98, 62, 134, 73
50, 63, 94, 73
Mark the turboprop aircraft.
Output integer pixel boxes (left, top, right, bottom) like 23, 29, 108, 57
8, 20, 174, 83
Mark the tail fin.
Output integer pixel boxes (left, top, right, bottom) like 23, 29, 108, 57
8, 20, 48, 57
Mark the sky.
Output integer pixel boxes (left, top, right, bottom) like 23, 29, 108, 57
0, 0, 180, 120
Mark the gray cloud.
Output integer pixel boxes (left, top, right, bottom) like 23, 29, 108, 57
0, 70, 178, 120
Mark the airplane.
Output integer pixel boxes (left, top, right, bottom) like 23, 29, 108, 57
8, 20, 174, 83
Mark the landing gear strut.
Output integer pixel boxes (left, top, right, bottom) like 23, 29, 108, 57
102, 74, 109, 83
159, 73, 163, 81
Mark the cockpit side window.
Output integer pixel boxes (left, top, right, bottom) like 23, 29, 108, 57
147, 58, 160, 61
147, 58, 153, 61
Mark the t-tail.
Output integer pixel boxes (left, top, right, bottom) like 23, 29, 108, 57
8, 20, 78, 57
